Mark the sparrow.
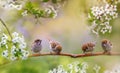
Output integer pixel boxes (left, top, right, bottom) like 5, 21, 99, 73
101, 39, 112, 54
31, 39, 42, 53
82, 42, 95, 54
48, 39, 62, 54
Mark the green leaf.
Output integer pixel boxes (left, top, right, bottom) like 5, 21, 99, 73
49, 12, 55, 18
39, 10, 46, 17
32, 9, 39, 15
25, 2, 33, 10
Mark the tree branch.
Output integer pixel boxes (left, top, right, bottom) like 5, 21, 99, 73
29, 52, 120, 58
29, 52, 76, 58
0, 52, 120, 66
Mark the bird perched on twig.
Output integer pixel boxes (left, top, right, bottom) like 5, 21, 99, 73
101, 39, 112, 54
31, 39, 42, 54
82, 42, 96, 54
47, 38, 62, 54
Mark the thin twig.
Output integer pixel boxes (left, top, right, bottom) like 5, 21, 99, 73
0, 18, 12, 40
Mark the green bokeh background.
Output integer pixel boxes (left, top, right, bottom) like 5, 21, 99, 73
0, 0, 120, 73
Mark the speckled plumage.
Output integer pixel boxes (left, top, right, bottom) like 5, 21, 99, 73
49, 40, 62, 54
82, 42, 95, 53
101, 39, 112, 53
31, 39, 42, 53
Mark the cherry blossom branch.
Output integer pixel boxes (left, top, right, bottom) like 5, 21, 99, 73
29, 52, 120, 58
0, 18, 12, 40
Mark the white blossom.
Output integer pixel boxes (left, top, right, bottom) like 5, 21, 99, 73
12, 32, 19, 37
12, 37, 19, 43
45, 5, 58, 18
74, 65, 80, 72
91, 4, 118, 20
93, 64, 101, 73
101, 27, 107, 34
22, 10, 28, 16
2, 50, 9, 58
0, 33, 8, 45
80, 69, 87, 73
89, 3, 118, 35
49, 65, 68, 73
0, 0, 23, 10
14, 4, 22, 10
45, 8, 52, 14
0, 32, 29, 61
0, 39, 7, 45
68, 64, 73, 69
53, 11, 57, 18
48, 70, 53, 73
11, 46, 17, 55
21, 50, 29, 60
19, 42, 26, 49
48, 61, 120, 73
12, 32, 27, 50
10, 56, 17, 61
2, 33, 8, 40
81, 62, 88, 69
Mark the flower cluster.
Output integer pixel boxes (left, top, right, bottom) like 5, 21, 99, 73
22, 2, 57, 19
21, 10, 28, 16
67, 61, 88, 73
48, 62, 120, 73
88, 2, 118, 35
49, 65, 67, 73
93, 64, 101, 73
0, 0, 64, 19
0, 0, 23, 10
104, 65, 120, 73
0, 32, 29, 61
48, 61, 101, 73
44, 5, 57, 18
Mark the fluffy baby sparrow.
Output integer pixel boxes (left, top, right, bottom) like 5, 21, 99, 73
48, 40, 62, 54
101, 39, 112, 54
82, 42, 95, 54
31, 39, 42, 53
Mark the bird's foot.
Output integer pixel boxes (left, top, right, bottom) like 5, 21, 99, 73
103, 51, 111, 55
